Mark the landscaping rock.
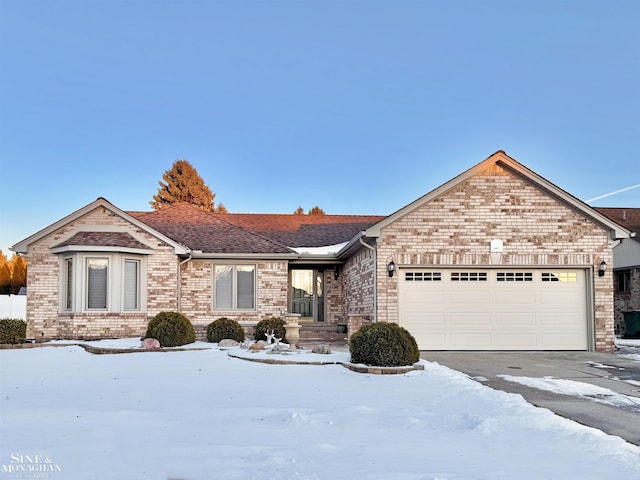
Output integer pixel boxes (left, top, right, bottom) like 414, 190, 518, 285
218, 339, 240, 348
312, 344, 332, 355
249, 343, 265, 351
141, 338, 161, 350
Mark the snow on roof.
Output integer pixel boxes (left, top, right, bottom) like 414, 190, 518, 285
290, 242, 349, 255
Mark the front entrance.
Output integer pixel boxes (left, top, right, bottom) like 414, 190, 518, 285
290, 269, 325, 322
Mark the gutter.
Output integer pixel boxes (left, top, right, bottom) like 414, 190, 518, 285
177, 253, 193, 312
358, 236, 377, 323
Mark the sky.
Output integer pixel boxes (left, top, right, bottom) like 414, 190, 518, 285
0, 0, 639, 256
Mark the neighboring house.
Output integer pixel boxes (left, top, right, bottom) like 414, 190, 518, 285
594, 208, 640, 336
11, 151, 631, 351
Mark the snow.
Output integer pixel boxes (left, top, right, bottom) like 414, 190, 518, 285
2, 343, 640, 479
616, 337, 640, 363
291, 242, 349, 255
499, 375, 640, 410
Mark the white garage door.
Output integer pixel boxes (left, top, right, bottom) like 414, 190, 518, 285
399, 269, 589, 350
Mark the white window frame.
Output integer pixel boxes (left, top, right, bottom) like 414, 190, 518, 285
123, 258, 141, 311
213, 264, 257, 311
63, 257, 74, 311
86, 257, 110, 310
59, 253, 146, 313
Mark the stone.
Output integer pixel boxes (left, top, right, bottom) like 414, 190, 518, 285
312, 344, 332, 355
218, 339, 240, 348
249, 342, 265, 351
141, 338, 161, 350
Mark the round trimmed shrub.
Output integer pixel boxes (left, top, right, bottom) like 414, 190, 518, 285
207, 317, 245, 343
145, 311, 195, 347
254, 317, 286, 342
349, 322, 420, 367
0, 319, 27, 344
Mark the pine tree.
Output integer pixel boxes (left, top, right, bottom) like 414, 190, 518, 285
9, 255, 27, 294
307, 206, 325, 215
151, 159, 219, 212
293, 206, 304, 215
0, 251, 10, 294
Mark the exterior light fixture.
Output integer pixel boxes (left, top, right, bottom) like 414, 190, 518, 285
388, 260, 396, 277
598, 261, 607, 277
334, 266, 340, 280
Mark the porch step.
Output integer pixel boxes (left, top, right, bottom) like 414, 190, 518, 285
298, 325, 348, 343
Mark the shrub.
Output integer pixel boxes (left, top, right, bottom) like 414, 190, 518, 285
349, 322, 420, 367
0, 319, 27, 344
145, 311, 195, 347
254, 317, 286, 342
207, 317, 245, 343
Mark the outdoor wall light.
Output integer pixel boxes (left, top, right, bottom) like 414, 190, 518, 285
598, 261, 607, 277
388, 260, 396, 277
334, 266, 340, 280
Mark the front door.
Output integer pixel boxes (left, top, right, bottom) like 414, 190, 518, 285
290, 269, 325, 322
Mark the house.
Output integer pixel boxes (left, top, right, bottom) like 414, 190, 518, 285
594, 208, 640, 336
11, 151, 631, 351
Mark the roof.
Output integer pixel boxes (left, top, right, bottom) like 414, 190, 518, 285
53, 232, 151, 250
221, 213, 386, 248
365, 150, 632, 241
594, 208, 640, 234
128, 203, 295, 255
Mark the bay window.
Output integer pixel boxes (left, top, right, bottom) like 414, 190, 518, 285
61, 254, 144, 313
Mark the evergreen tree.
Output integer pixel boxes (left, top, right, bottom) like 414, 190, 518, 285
293, 206, 304, 215
151, 159, 220, 212
9, 255, 27, 294
307, 206, 326, 215
0, 251, 9, 294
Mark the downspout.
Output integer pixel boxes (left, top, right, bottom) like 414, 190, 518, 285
359, 237, 377, 323
177, 253, 192, 312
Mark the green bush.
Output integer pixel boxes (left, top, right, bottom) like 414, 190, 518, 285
349, 322, 420, 367
207, 317, 245, 343
145, 311, 195, 347
254, 317, 286, 342
0, 319, 27, 344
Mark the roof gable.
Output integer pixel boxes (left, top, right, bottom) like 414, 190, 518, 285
11, 198, 188, 255
365, 151, 631, 241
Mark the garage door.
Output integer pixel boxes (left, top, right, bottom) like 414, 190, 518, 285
399, 269, 588, 350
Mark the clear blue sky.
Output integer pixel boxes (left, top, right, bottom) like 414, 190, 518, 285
1, 0, 639, 256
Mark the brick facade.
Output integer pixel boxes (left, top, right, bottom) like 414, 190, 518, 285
348, 164, 615, 351
179, 260, 290, 338
25, 206, 177, 341
614, 267, 640, 336
19, 159, 620, 351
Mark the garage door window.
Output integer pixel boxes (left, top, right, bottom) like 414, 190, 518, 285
497, 272, 533, 282
542, 272, 578, 282
405, 272, 442, 281
451, 272, 487, 281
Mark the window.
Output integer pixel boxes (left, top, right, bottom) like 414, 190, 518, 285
451, 272, 487, 281
405, 272, 442, 281
64, 258, 73, 311
214, 265, 255, 310
497, 272, 533, 282
617, 270, 631, 293
123, 259, 139, 310
87, 258, 108, 309
60, 254, 144, 313
542, 272, 577, 282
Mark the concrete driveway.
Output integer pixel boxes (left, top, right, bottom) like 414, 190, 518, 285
422, 348, 640, 446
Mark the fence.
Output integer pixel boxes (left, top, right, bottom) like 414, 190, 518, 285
0, 295, 27, 319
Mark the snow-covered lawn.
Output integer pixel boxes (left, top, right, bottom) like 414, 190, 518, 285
1, 342, 639, 480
